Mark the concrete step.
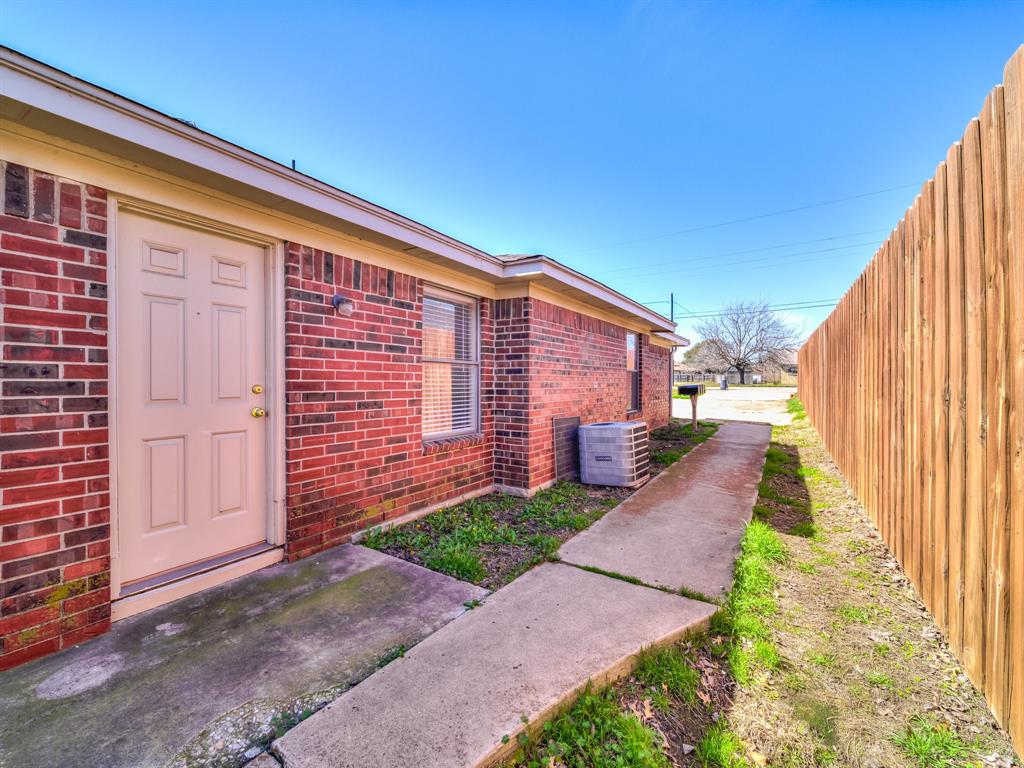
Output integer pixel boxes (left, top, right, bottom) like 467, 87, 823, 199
273, 563, 715, 768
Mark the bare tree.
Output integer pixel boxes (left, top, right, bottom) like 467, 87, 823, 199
694, 300, 800, 384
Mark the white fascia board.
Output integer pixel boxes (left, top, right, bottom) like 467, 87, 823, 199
654, 332, 691, 347
502, 257, 675, 332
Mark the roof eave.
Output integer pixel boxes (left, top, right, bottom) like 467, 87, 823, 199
0, 46, 677, 335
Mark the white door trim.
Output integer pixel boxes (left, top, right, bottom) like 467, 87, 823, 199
107, 196, 287, 606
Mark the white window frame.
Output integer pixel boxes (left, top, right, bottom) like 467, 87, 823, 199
421, 285, 481, 440
626, 331, 640, 412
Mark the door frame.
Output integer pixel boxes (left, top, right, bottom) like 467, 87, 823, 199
107, 196, 287, 615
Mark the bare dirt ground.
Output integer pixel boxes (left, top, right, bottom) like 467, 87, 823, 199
733, 406, 1020, 767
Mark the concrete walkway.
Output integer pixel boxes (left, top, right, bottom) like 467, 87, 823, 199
274, 563, 716, 768
560, 421, 771, 597
0, 545, 485, 768
274, 422, 769, 768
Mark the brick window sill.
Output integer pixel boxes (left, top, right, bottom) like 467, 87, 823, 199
422, 433, 485, 455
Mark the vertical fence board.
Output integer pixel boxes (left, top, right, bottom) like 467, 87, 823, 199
932, 161, 950, 632
946, 139, 968, 660
798, 46, 1022, 752
981, 86, 1011, 725
919, 181, 935, 614
1001, 47, 1023, 752
962, 117, 987, 689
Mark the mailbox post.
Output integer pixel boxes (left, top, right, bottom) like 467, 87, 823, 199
676, 384, 706, 430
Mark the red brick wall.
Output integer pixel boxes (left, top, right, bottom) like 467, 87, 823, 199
489, 296, 672, 491
0, 166, 672, 670
0, 162, 111, 671
492, 297, 531, 489
526, 298, 670, 488
283, 243, 495, 559
641, 337, 671, 427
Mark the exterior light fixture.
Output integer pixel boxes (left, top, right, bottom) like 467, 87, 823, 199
331, 294, 355, 316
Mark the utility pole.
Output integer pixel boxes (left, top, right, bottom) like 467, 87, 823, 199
670, 292, 675, 323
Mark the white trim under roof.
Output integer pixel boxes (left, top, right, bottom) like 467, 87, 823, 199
654, 332, 691, 347
0, 46, 675, 334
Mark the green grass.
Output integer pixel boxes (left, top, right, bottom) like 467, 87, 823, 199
694, 721, 748, 767
866, 671, 894, 689
785, 396, 807, 421
711, 521, 788, 684
763, 444, 797, 477
510, 687, 669, 768
363, 482, 608, 586
836, 604, 871, 625
789, 521, 819, 538
422, 538, 487, 582
891, 717, 975, 767
651, 448, 684, 466
633, 645, 700, 703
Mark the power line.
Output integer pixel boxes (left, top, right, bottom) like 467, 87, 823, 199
552, 183, 917, 257
611, 239, 880, 283
659, 301, 839, 321
620, 243, 876, 284
601, 227, 890, 274
642, 298, 838, 312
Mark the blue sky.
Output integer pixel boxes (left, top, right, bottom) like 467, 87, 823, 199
3, 1, 1021, 341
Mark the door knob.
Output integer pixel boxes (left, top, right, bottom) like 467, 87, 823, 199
251, 384, 264, 394
251, 407, 266, 418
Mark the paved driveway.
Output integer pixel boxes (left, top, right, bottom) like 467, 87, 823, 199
673, 385, 797, 425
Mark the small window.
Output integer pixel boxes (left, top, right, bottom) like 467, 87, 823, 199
422, 288, 479, 438
626, 332, 640, 411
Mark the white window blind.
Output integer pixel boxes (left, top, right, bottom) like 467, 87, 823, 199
422, 290, 479, 438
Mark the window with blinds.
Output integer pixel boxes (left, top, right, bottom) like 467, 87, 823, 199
626, 332, 640, 411
422, 288, 479, 438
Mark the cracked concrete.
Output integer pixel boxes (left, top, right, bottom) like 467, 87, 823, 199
0, 545, 485, 768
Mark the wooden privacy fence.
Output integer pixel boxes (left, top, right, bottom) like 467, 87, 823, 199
799, 46, 1023, 752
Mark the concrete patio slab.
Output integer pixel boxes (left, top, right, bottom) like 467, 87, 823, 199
0, 545, 486, 768
273, 562, 715, 768
558, 421, 771, 596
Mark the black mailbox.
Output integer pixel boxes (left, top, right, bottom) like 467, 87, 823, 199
676, 384, 705, 428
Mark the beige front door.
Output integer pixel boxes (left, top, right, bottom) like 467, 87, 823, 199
116, 210, 268, 586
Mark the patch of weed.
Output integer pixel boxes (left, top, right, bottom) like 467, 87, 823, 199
651, 448, 684, 466
809, 652, 836, 669
510, 686, 669, 768
694, 721, 748, 767
786, 396, 807, 420
789, 521, 819, 538
633, 645, 700, 703
423, 539, 486, 582
376, 645, 406, 667
866, 672, 894, 689
891, 716, 974, 767
836, 604, 871, 624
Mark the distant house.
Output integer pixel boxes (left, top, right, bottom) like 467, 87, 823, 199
673, 350, 797, 385
0, 48, 688, 669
